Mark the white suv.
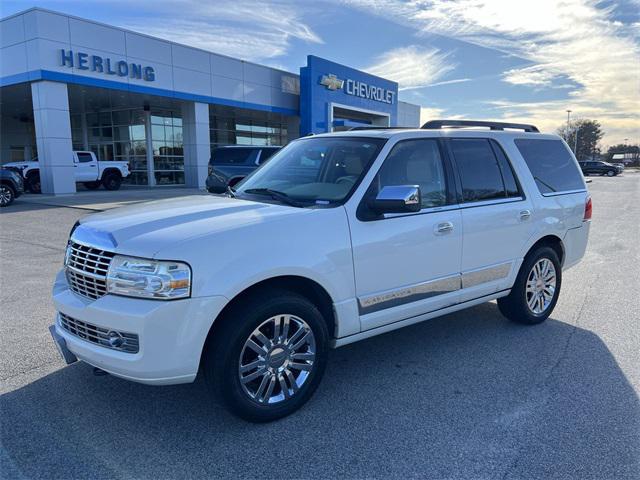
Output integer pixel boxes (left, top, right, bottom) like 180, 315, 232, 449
50, 120, 591, 422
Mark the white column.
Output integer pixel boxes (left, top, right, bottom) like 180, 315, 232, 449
143, 110, 155, 186
31, 81, 76, 194
181, 102, 210, 189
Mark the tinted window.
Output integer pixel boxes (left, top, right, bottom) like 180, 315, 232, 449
515, 139, 584, 194
258, 147, 280, 165
491, 140, 521, 198
372, 139, 447, 209
451, 139, 506, 202
77, 153, 93, 163
212, 148, 258, 165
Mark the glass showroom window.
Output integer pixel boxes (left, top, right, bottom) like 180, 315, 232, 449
86, 109, 149, 185
151, 110, 184, 185
209, 105, 288, 155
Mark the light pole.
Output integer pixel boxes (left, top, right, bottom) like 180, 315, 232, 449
574, 126, 580, 160
566, 110, 572, 135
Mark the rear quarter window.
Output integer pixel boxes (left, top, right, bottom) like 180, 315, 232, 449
514, 139, 585, 194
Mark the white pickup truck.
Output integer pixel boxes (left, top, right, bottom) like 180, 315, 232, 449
4, 151, 130, 193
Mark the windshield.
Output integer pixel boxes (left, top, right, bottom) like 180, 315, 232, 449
234, 137, 386, 206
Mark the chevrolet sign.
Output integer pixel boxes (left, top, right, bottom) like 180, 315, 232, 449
319, 73, 395, 104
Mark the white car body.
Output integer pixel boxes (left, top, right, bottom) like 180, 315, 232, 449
51, 128, 590, 386
4, 151, 129, 184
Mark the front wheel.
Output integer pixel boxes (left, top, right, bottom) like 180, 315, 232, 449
498, 246, 562, 325
203, 290, 329, 422
607, 170, 615, 177
0, 184, 15, 207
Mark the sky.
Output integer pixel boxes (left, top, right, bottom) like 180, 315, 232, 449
2, 0, 639, 147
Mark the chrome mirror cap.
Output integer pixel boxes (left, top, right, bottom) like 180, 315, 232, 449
369, 185, 421, 214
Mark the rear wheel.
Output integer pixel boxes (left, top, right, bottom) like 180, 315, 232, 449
203, 290, 328, 422
0, 184, 15, 207
26, 172, 41, 193
498, 246, 562, 325
83, 181, 101, 190
102, 172, 122, 190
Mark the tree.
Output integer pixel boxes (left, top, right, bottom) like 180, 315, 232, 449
557, 119, 604, 161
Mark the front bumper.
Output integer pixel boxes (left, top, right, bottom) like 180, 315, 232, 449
52, 270, 228, 385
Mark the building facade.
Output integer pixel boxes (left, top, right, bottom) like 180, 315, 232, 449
0, 8, 420, 194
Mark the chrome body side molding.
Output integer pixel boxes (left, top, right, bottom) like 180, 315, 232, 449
358, 274, 461, 315
333, 289, 512, 348
461, 262, 511, 289
357, 261, 513, 315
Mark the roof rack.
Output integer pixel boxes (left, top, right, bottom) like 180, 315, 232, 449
347, 126, 412, 131
422, 120, 539, 133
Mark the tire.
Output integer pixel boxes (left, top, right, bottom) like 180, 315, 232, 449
102, 172, 122, 190
83, 181, 101, 190
26, 172, 41, 193
497, 246, 562, 325
607, 170, 615, 177
0, 183, 15, 207
203, 289, 329, 422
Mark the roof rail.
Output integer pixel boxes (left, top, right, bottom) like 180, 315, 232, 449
347, 126, 412, 131
422, 120, 540, 133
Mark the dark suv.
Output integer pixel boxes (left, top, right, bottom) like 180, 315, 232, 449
206, 146, 281, 193
1, 167, 25, 207
579, 161, 622, 177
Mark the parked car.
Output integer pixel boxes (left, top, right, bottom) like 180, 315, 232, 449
50, 120, 591, 422
4, 151, 130, 193
206, 146, 281, 193
578, 160, 622, 177
0, 167, 25, 207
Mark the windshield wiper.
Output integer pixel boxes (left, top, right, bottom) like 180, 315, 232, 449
243, 188, 305, 207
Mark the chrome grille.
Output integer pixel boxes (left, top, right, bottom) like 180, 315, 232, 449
59, 313, 139, 353
65, 241, 115, 300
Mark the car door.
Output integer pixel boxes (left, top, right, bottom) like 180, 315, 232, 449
349, 138, 463, 331
447, 138, 535, 302
74, 152, 98, 181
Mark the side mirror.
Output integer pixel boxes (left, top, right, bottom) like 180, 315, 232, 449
207, 170, 229, 194
368, 185, 421, 214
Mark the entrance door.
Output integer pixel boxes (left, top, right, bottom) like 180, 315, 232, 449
349, 138, 463, 331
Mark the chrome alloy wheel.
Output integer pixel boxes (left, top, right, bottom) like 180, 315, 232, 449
0, 185, 13, 206
526, 258, 557, 314
238, 314, 316, 404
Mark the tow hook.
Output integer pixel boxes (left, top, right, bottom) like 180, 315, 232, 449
93, 367, 109, 377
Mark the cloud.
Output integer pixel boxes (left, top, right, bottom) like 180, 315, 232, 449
342, 0, 640, 146
365, 46, 455, 90
122, 0, 322, 61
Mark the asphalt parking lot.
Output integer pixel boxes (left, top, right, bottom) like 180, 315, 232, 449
1, 175, 639, 479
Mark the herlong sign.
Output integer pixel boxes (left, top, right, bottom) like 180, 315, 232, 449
59, 49, 156, 82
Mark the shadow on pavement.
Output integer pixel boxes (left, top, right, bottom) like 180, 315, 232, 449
2, 302, 638, 478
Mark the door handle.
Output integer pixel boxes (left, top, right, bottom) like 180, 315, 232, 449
519, 210, 532, 221
435, 222, 454, 234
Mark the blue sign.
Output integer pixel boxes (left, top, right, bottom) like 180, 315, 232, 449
59, 49, 155, 82
300, 55, 398, 135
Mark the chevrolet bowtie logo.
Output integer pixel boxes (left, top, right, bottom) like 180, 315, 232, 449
319, 74, 344, 91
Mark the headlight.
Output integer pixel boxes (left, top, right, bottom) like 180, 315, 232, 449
106, 255, 191, 300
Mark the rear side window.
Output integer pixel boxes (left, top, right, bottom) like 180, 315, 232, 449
76, 153, 93, 163
258, 148, 280, 165
212, 148, 258, 165
514, 139, 584, 194
451, 139, 509, 203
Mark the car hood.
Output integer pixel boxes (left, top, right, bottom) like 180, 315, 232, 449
72, 194, 312, 257
3, 161, 36, 169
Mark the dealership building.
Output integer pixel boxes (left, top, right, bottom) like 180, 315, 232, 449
0, 8, 420, 194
